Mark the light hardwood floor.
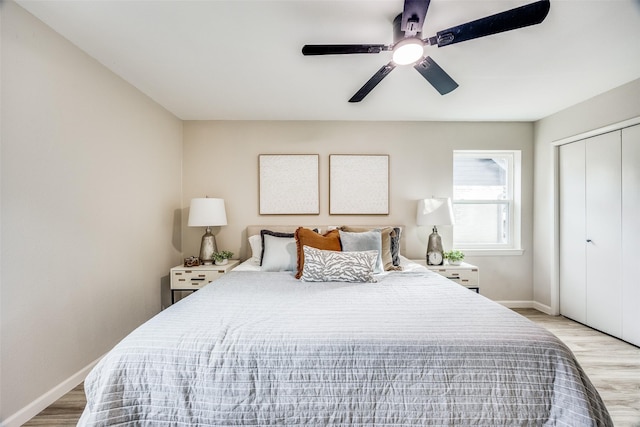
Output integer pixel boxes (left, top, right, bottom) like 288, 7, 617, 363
23, 308, 640, 426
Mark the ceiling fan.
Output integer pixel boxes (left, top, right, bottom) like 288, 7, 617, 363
302, 0, 551, 102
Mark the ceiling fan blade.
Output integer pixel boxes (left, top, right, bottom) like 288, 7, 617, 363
349, 62, 396, 103
302, 44, 388, 55
401, 0, 431, 36
430, 0, 550, 47
414, 56, 458, 95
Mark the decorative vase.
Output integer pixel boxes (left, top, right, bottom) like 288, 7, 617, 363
215, 259, 228, 266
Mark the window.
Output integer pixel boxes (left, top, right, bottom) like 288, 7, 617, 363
452, 150, 521, 252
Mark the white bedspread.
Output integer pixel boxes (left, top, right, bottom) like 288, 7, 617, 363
79, 269, 612, 426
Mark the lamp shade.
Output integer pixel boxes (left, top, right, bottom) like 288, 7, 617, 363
188, 198, 227, 227
416, 198, 455, 226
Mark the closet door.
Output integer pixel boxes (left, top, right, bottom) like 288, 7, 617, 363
559, 141, 586, 323
585, 131, 622, 337
622, 124, 640, 346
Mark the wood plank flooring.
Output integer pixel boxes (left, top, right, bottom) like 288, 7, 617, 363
23, 308, 640, 426
21, 383, 85, 426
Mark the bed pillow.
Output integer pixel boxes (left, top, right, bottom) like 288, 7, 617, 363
261, 233, 297, 271
300, 246, 377, 283
295, 228, 342, 279
259, 229, 317, 268
260, 230, 294, 266
248, 234, 262, 263
339, 230, 383, 273
390, 227, 402, 266
339, 226, 402, 270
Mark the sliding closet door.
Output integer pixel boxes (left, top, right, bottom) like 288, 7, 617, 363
622, 124, 640, 346
559, 141, 586, 323
585, 131, 622, 337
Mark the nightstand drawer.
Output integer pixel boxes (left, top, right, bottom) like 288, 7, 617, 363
171, 270, 223, 290
439, 270, 478, 287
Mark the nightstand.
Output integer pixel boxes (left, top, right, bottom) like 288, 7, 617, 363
170, 260, 240, 303
412, 260, 480, 293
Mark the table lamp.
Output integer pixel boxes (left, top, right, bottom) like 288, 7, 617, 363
188, 198, 227, 265
416, 198, 454, 265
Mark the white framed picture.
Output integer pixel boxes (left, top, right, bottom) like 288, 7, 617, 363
329, 154, 389, 215
259, 154, 320, 215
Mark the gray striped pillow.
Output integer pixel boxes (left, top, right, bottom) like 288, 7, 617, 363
300, 246, 378, 283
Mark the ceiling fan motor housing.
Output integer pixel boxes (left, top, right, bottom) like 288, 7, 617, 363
393, 13, 420, 43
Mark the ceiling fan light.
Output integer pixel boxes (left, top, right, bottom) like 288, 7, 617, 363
392, 39, 424, 65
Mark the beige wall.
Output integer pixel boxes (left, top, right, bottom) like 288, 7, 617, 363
532, 78, 640, 312
183, 120, 534, 303
0, 2, 183, 423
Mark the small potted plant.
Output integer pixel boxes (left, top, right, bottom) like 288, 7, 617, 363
212, 250, 234, 266
444, 250, 465, 265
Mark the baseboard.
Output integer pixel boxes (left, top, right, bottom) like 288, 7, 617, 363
2, 356, 102, 427
496, 300, 556, 315
532, 301, 554, 315
497, 300, 534, 309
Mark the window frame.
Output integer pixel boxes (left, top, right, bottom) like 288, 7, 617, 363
452, 150, 522, 255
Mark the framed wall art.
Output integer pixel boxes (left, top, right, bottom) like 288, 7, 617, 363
329, 154, 389, 215
259, 154, 320, 215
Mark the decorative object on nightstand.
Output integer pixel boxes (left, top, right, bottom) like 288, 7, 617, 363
184, 256, 200, 267
416, 198, 454, 265
212, 250, 234, 266
444, 250, 465, 265
170, 260, 240, 304
188, 197, 227, 265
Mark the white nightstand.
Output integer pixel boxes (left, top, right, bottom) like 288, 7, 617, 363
170, 260, 240, 303
412, 260, 480, 293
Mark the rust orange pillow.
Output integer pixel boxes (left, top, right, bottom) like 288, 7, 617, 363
294, 228, 342, 279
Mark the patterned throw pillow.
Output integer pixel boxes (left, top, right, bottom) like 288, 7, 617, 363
390, 227, 402, 267
300, 246, 378, 283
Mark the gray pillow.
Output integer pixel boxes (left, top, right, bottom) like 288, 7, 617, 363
339, 230, 383, 273
261, 233, 297, 271
300, 246, 377, 283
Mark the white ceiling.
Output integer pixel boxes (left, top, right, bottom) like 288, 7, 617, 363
16, 0, 640, 121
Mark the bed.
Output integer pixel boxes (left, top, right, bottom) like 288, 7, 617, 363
79, 226, 612, 426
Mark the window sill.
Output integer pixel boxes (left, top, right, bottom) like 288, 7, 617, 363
457, 248, 524, 256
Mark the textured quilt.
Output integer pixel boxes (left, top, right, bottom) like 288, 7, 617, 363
79, 270, 612, 426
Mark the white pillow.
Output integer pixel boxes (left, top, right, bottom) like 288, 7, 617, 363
261, 234, 297, 271
248, 234, 262, 263
300, 246, 377, 283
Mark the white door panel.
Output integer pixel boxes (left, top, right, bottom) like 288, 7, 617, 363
559, 142, 586, 323
622, 124, 640, 346
585, 131, 622, 337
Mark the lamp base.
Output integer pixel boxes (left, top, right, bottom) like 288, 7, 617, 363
199, 227, 218, 265
426, 226, 444, 266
